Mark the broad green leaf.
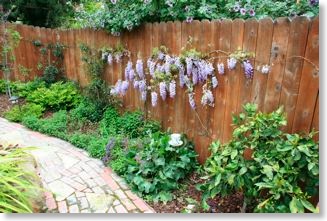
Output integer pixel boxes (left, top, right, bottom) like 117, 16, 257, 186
262, 165, 273, 180
231, 149, 238, 160
300, 199, 318, 213
239, 167, 248, 175
214, 173, 221, 186
290, 197, 304, 213
154, 157, 165, 166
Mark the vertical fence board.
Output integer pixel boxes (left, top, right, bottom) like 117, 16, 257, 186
251, 18, 274, 111
143, 23, 153, 120
264, 18, 291, 113
222, 19, 244, 143
212, 20, 231, 142
311, 94, 319, 142
292, 17, 319, 133
181, 21, 194, 140
279, 16, 310, 132
237, 18, 258, 112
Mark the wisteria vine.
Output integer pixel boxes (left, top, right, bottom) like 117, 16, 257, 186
104, 45, 270, 110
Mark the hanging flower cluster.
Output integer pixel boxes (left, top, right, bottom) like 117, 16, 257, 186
108, 45, 270, 109
100, 43, 130, 64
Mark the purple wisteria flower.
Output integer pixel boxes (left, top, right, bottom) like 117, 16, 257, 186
243, 60, 254, 79
107, 53, 113, 65
169, 80, 176, 98
147, 58, 156, 76
159, 82, 167, 100
217, 62, 225, 75
240, 8, 247, 15
120, 80, 129, 95
141, 90, 147, 101
156, 64, 165, 73
227, 57, 237, 70
186, 16, 193, 23
164, 55, 172, 73
125, 61, 133, 80
201, 89, 214, 107
129, 69, 135, 81
136, 59, 144, 79
192, 68, 198, 85
261, 65, 270, 74
138, 80, 146, 92
158, 52, 165, 61
188, 92, 196, 109
212, 76, 218, 88
186, 57, 193, 76
133, 80, 139, 89
179, 74, 186, 88
151, 91, 158, 107
249, 9, 255, 17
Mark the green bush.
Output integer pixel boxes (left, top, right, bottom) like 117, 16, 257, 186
123, 132, 198, 202
15, 79, 47, 98
70, 98, 105, 123
4, 103, 44, 122
68, 132, 95, 150
26, 81, 81, 110
198, 103, 319, 213
100, 108, 161, 138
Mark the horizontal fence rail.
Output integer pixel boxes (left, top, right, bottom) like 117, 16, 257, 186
0, 17, 319, 163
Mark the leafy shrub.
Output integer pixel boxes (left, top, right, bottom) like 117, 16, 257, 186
123, 132, 198, 202
0, 80, 6, 94
84, 79, 121, 110
0, 148, 38, 213
100, 108, 161, 138
100, 107, 121, 136
26, 81, 81, 110
198, 103, 319, 213
15, 79, 47, 98
4, 103, 44, 122
70, 97, 105, 123
42, 65, 59, 84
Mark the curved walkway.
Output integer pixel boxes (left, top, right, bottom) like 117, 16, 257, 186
0, 118, 154, 213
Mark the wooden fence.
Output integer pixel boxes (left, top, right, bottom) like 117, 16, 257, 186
0, 17, 319, 163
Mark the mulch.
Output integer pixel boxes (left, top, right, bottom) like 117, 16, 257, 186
147, 173, 244, 213
0, 94, 12, 117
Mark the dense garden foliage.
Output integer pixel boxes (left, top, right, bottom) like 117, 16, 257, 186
2, 1, 319, 34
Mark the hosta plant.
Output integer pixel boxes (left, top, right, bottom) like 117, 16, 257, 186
198, 103, 319, 213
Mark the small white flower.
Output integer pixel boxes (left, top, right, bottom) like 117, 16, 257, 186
261, 65, 270, 74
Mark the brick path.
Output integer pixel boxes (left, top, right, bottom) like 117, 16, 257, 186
0, 118, 154, 213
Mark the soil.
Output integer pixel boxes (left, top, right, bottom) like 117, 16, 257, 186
147, 173, 244, 213
0, 94, 12, 117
